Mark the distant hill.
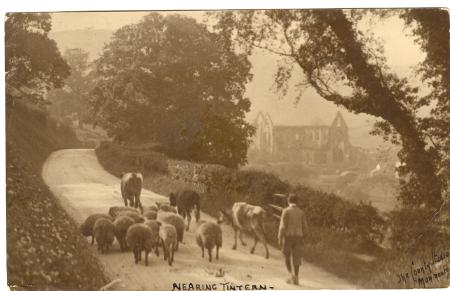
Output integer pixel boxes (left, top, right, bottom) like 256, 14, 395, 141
49, 29, 114, 60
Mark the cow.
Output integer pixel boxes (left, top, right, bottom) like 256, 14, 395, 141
219, 202, 269, 259
169, 190, 201, 231
121, 172, 143, 213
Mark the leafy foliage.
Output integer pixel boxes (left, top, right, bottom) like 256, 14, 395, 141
399, 9, 450, 204
96, 141, 169, 175
293, 185, 386, 249
6, 102, 107, 289
5, 13, 70, 105
47, 48, 93, 126
209, 9, 448, 209
199, 166, 385, 251
202, 168, 290, 207
388, 206, 450, 251
90, 13, 254, 168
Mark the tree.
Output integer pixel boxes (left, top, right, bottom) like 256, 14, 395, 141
47, 48, 92, 127
90, 13, 254, 168
5, 13, 70, 106
399, 9, 450, 205
210, 9, 448, 209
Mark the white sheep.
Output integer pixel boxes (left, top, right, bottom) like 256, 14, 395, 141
159, 223, 177, 266
157, 212, 185, 250
195, 220, 223, 262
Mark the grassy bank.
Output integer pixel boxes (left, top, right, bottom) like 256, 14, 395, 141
6, 102, 108, 290
95, 141, 450, 289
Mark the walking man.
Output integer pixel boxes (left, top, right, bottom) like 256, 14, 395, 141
278, 193, 309, 285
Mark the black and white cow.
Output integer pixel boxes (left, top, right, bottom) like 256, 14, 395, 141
219, 202, 269, 259
121, 172, 143, 213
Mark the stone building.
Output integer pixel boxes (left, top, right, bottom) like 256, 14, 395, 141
249, 111, 357, 165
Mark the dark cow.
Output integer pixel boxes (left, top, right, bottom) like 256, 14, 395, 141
169, 190, 201, 231
121, 172, 143, 213
219, 202, 269, 259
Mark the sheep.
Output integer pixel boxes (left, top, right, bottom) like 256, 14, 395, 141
109, 206, 139, 219
144, 220, 162, 256
195, 220, 223, 262
159, 223, 177, 266
125, 223, 156, 266
113, 215, 135, 251
93, 218, 115, 254
80, 213, 113, 245
169, 190, 201, 231
121, 172, 144, 213
155, 201, 177, 213
157, 212, 185, 250
143, 210, 157, 220
144, 205, 159, 212
117, 211, 145, 223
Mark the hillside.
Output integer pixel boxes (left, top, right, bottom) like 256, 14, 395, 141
6, 103, 108, 289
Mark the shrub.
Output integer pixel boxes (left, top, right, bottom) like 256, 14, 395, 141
200, 167, 386, 254
388, 206, 450, 252
293, 185, 386, 252
202, 168, 290, 206
120, 142, 168, 155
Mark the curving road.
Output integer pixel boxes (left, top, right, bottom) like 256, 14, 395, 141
42, 149, 356, 290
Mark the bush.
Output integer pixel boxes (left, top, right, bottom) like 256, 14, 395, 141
96, 141, 169, 175
293, 185, 386, 252
119, 142, 169, 155
201, 168, 290, 210
199, 167, 385, 254
388, 206, 450, 252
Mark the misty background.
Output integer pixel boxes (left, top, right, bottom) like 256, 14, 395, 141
49, 11, 424, 149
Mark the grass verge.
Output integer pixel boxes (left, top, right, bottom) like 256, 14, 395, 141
6, 102, 109, 290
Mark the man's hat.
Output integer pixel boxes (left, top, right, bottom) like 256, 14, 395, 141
287, 193, 298, 204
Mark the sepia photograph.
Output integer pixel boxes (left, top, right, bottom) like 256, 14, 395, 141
4, 5, 450, 291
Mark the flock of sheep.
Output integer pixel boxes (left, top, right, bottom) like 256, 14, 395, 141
80, 202, 223, 266
79, 171, 269, 267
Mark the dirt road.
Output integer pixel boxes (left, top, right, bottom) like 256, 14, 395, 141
42, 149, 356, 290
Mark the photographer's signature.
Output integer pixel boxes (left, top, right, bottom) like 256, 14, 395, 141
397, 249, 449, 288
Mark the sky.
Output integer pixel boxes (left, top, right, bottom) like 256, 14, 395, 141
50, 10, 425, 147
51, 11, 204, 32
